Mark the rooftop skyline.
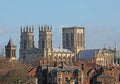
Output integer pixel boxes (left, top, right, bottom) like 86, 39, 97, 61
0, 0, 120, 58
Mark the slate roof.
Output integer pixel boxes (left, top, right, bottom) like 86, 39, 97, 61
52, 62, 81, 73
79, 49, 100, 59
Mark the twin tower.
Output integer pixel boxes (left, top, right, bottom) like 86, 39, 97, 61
20, 25, 85, 64
20, 25, 52, 52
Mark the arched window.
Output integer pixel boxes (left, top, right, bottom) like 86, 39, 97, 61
47, 39, 50, 48
22, 55, 26, 59
71, 33, 74, 46
80, 34, 83, 46
77, 33, 80, 46
42, 39, 45, 51
66, 33, 69, 47
24, 40, 26, 50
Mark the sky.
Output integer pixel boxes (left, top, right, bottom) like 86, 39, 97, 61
0, 0, 120, 58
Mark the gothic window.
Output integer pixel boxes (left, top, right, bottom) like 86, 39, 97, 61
77, 33, 80, 46
42, 39, 45, 51
11, 51, 13, 56
47, 39, 50, 48
57, 77, 62, 82
14, 50, 15, 56
23, 55, 26, 59
80, 34, 83, 46
71, 33, 74, 46
29, 40, 31, 48
66, 33, 69, 47
12, 50, 15, 56
7, 51, 10, 58
24, 40, 27, 50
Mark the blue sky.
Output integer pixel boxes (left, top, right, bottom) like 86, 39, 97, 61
0, 0, 120, 57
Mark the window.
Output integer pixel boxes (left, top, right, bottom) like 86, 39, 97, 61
71, 33, 74, 46
75, 77, 78, 82
79, 78, 81, 81
77, 33, 80, 46
42, 39, 45, 51
47, 39, 51, 48
22, 55, 26, 59
80, 34, 83, 46
66, 77, 68, 81
57, 77, 62, 82
75, 77, 81, 82
66, 33, 69, 47
23, 40, 26, 50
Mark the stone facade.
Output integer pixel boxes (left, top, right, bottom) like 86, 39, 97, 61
96, 48, 115, 66
19, 25, 85, 65
5, 38, 16, 61
19, 26, 42, 64
62, 27, 85, 61
79, 48, 117, 67
19, 25, 119, 67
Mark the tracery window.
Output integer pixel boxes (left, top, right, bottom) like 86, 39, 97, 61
42, 39, 45, 51
66, 33, 69, 47
23, 40, 27, 50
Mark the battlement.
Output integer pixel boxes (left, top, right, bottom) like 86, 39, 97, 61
21, 25, 34, 33
39, 24, 52, 32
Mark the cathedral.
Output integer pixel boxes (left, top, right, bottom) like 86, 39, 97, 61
19, 25, 85, 65
19, 25, 118, 66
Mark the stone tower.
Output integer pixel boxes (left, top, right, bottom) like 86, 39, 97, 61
114, 46, 119, 64
20, 26, 34, 50
19, 26, 34, 61
5, 38, 16, 60
62, 27, 85, 61
38, 25, 52, 58
38, 25, 52, 51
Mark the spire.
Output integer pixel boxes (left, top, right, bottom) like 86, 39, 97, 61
41, 25, 43, 31
44, 24, 47, 31
29, 26, 31, 32
32, 25, 34, 32
114, 43, 118, 51
50, 25, 52, 32
23, 26, 25, 32
7, 38, 15, 47
26, 25, 28, 32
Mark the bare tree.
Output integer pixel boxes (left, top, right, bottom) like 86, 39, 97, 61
0, 60, 36, 84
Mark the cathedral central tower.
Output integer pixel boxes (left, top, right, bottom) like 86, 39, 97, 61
62, 27, 85, 61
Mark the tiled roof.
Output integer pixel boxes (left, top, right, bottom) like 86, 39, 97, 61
79, 49, 100, 59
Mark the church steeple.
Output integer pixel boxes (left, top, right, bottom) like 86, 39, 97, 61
7, 38, 15, 47
5, 38, 16, 60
